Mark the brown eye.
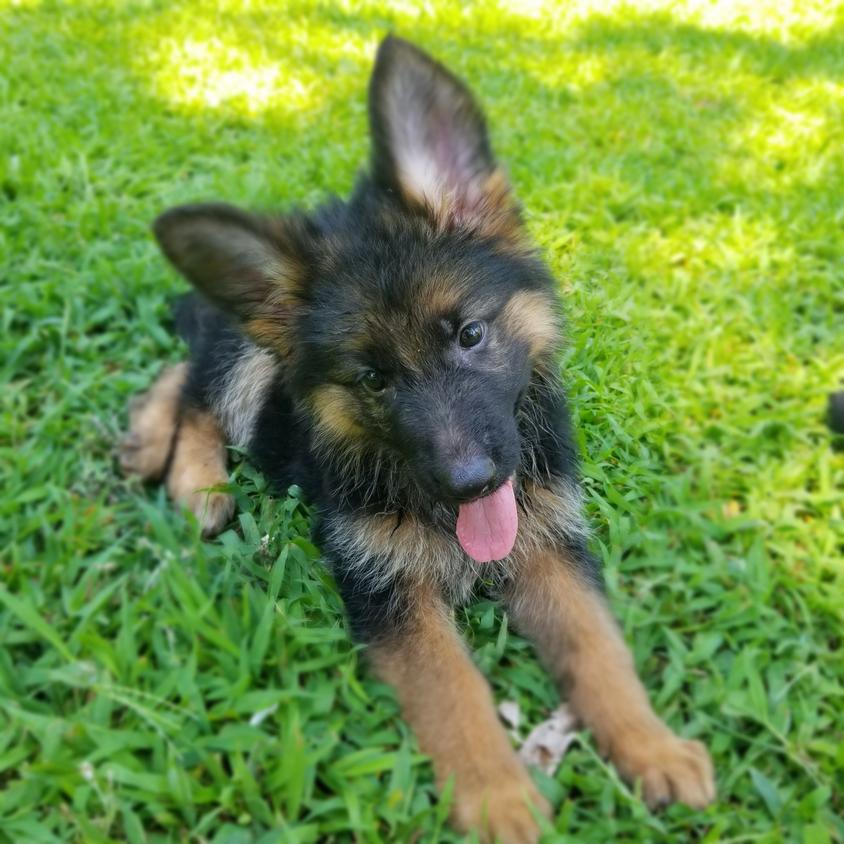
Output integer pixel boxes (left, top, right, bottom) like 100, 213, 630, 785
360, 369, 386, 393
459, 321, 485, 348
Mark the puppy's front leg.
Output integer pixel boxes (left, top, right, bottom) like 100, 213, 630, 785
506, 547, 715, 809
358, 582, 549, 843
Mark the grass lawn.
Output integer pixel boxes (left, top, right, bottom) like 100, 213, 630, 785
2, 0, 843, 841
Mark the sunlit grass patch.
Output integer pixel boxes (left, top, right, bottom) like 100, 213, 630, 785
138, 15, 374, 120
682, 0, 842, 40
155, 36, 318, 115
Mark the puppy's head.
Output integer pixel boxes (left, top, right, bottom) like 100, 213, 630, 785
154, 36, 561, 561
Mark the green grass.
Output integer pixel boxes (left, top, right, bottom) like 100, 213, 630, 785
1, 0, 843, 841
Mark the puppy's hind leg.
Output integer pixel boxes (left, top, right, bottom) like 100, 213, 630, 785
120, 363, 234, 537
120, 363, 187, 481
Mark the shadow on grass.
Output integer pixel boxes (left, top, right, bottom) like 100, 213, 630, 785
574, 10, 844, 80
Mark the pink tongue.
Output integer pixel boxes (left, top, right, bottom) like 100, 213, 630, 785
456, 478, 518, 563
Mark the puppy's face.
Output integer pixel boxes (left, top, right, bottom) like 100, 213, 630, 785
154, 37, 560, 556
298, 224, 557, 506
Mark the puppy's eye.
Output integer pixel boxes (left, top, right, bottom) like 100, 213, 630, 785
458, 321, 486, 349
360, 369, 386, 393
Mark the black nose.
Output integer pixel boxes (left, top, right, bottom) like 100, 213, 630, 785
435, 455, 496, 501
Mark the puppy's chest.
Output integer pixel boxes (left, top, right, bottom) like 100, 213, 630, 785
323, 477, 587, 603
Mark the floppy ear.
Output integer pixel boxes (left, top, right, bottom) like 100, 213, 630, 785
153, 203, 311, 353
368, 35, 522, 241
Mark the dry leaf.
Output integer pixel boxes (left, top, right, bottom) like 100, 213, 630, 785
517, 704, 577, 775
498, 699, 522, 732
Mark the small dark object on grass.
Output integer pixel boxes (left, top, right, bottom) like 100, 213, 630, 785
828, 391, 844, 436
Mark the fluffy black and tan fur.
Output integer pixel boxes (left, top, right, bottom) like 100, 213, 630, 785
120, 36, 715, 843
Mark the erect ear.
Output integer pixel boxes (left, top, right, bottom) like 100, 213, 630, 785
368, 36, 523, 243
153, 203, 312, 353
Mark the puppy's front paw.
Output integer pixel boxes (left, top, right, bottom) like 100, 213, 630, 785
452, 774, 550, 844
611, 728, 715, 810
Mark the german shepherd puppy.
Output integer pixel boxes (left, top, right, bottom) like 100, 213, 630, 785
120, 36, 715, 842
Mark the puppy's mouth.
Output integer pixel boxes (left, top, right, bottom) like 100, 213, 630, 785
455, 477, 518, 563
